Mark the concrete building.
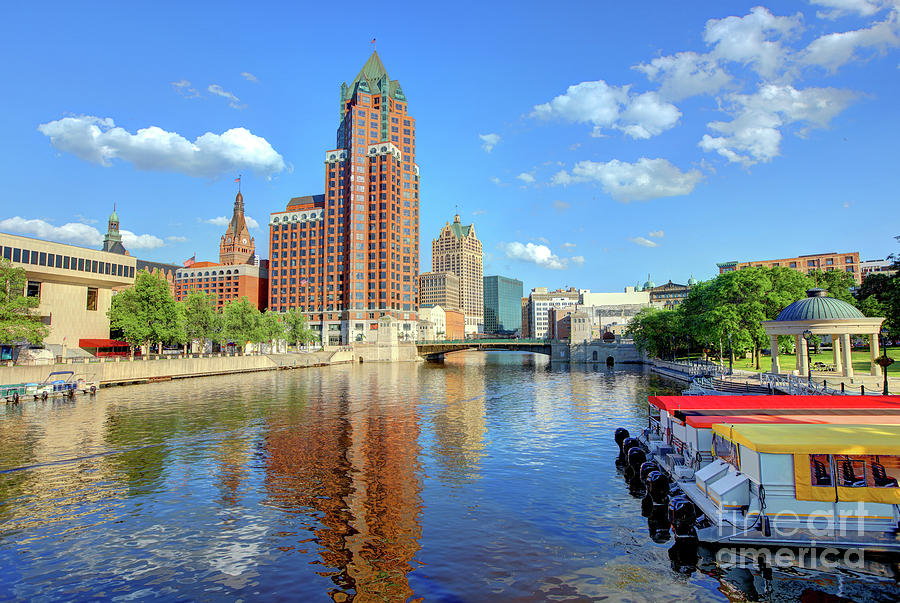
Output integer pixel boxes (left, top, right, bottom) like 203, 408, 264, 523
418, 305, 446, 340
483, 275, 523, 334
431, 214, 483, 334
579, 286, 650, 329
1, 232, 136, 356
267, 51, 421, 344
418, 271, 459, 311
175, 190, 268, 312
717, 251, 861, 284
524, 287, 580, 339
861, 258, 896, 280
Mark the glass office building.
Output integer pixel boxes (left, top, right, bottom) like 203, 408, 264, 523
483, 275, 523, 334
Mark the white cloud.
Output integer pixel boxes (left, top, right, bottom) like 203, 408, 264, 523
240, 71, 259, 83
571, 255, 585, 266
517, 172, 535, 184
531, 80, 681, 139
208, 84, 244, 109
810, 0, 891, 19
167, 235, 187, 242
699, 84, 858, 165
552, 158, 703, 202
800, 12, 900, 71
490, 176, 503, 185
0, 216, 163, 249
74, 214, 98, 224
553, 200, 570, 213
562, 242, 577, 249
502, 241, 575, 270
203, 216, 230, 226
38, 115, 286, 179
634, 51, 732, 101
629, 236, 659, 248
172, 79, 200, 98
648, 230, 665, 238
472, 209, 486, 216
703, 6, 803, 79
246, 216, 260, 229
536, 236, 550, 244
479, 133, 500, 152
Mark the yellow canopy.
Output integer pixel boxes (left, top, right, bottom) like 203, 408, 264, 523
711, 423, 900, 455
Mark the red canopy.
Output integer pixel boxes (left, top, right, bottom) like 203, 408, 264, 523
684, 413, 900, 428
648, 395, 900, 413
79, 339, 129, 348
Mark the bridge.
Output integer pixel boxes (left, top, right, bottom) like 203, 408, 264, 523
415, 338, 552, 360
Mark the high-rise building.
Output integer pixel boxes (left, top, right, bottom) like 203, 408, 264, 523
418, 271, 459, 310
268, 52, 420, 345
431, 214, 482, 334
483, 275, 523, 334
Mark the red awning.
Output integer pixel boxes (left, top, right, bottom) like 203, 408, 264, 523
648, 395, 900, 413
79, 339, 130, 348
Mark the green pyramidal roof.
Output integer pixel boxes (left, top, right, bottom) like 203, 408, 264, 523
351, 51, 389, 87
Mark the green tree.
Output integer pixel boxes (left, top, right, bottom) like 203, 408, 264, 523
282, 308, 316, 349
808, 269, 856, 304
108, 271, 180, 354
180, 291, 221, 352
221, 297, 261, 353
256, 310, 284, 349
0, 259, 49, 344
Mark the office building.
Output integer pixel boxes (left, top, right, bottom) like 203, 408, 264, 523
717, 251, 861, 284
861, 259, 896, 280
431, 214, 482, 334
418, 271, 459, 310
524, 287, 579, 339
268, 51, 420, 345
483, 275, 523, 334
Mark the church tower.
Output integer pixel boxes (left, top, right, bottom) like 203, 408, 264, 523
219, 191, 255, 265
102, 205, 127, 255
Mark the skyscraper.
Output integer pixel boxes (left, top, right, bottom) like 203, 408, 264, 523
431, 214, 483, 334
483, 275, 523, 334
268, 52, 420, 345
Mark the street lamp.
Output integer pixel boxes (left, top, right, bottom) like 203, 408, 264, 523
727, 331, 733, 376
802, 329, 813, 385
876, 327, 894, 396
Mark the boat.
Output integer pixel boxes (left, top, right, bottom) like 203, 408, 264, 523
6, 371, 98, 401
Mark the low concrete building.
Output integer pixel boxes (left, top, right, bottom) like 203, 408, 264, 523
418, 305, 447, 340
1, 232, 137, 357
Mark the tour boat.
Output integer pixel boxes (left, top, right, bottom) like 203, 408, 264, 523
683, 423, 900, 552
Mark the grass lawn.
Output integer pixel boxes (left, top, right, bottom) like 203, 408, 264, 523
681, 348, 900, 375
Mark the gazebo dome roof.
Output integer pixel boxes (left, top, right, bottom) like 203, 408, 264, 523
775, 289, 865, 322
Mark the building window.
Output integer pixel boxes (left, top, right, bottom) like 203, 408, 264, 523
86, 287, 98, 311
26, 281, 41, 299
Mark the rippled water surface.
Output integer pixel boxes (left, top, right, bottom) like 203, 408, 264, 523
0, 352, 897, 601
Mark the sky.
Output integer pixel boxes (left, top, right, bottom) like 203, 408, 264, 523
2, 0, 899, 294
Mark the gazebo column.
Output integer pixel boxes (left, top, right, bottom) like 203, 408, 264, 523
770, 335, 780, 373
840, 333, 853, 378
871, 332, 882, 377
798, 336, 809, 377
795, 335, 801, 371
832, 335, 842, 374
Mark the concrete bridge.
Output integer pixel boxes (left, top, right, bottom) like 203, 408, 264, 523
416, 338, 551, 360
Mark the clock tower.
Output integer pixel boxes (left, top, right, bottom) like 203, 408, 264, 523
219, 191, 255, 265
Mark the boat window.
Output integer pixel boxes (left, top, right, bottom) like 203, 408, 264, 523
712, 433, 739, 470
810, 454, 833, 487
835, 454, 899, 488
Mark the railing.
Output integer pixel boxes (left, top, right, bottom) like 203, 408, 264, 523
416, 338, 550, 345
655, 358, 725, 378
758, 372, 854, 395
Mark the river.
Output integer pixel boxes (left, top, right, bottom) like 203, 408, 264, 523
0, 352, 897, 601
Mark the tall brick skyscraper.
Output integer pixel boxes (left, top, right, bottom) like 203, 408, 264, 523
432, 214, 483, 334
268, 52, 420, 345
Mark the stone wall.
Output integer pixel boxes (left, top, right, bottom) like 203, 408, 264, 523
551, 341, 645, 364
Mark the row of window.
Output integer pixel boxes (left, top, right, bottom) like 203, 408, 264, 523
2, 246, 134, 279
24, 280, 98, 311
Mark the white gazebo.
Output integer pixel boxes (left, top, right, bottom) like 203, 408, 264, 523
761, 289, 885, 379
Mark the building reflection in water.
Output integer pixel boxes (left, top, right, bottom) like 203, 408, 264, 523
429, 354, 487, 484
263, 366, 423, 602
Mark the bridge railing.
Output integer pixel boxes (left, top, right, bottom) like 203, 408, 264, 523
416, 338, 550, 345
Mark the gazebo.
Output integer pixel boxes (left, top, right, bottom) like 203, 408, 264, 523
761, 289, 885, 378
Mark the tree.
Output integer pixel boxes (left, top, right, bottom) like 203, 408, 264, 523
808, 269, 856, 304
282, 308, 316, 349
256, 310, 284, 350
180, 291, 221, 352
221, 297, 261, 353
108, 271, 180, 354
0, 259, 49, 344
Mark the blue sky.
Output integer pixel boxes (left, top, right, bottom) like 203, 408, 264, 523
2, 1, 899, 294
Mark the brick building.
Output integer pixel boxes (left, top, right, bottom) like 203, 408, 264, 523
431, 214, 483, 334
717, 251, 861, 284
267, 51, 420, 345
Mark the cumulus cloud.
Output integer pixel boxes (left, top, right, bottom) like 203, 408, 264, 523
172, 79, 200, 98
699, 84, 858, 165
552, 158, 703, 202
203, 215, 260, 229
245, 216, 260, 229
634, 52, 732, 101
240, 71, 259, 83
208, 84, 244, 109
703, 6, 803, 79
502, 241, 579, 270
0, 216, 163, 249
38, 115, 286, 179
517, 172, 536, 184
648, 230, 665, 238
629, 236, 659, 248
800, 12, 900, 71
809, 0, 892, 19
531, 80, 681, 139
479, 133, 500, 152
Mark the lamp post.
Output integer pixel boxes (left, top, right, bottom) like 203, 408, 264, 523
802, 329, 813, 385
727, 332, 733, 376
876, 327, 894, 396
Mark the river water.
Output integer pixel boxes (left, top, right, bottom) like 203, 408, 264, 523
0, 352, 897, 602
